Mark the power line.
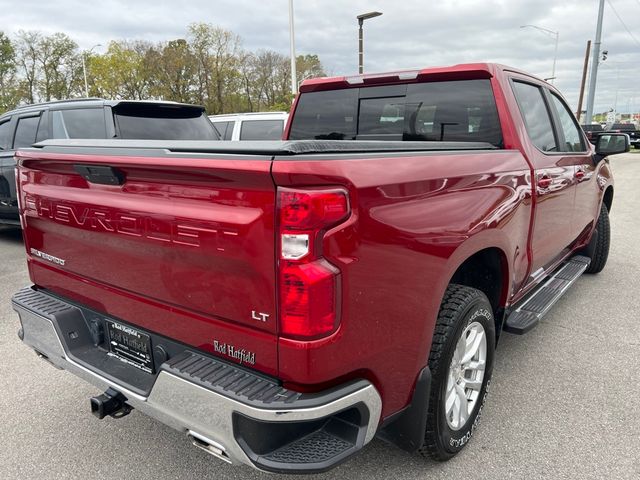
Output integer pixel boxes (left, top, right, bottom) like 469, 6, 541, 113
606, 0, 640, 48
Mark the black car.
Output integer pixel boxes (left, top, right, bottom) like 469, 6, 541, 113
580, 124, 604, 145
0, 99, 219, 226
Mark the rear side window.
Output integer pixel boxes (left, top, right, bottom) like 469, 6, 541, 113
0, 119, 11, 150
212, 121, 233, 140
289, 88, 358, 140
52, 108, 107, 139
13, 115, 41, 149
404, 81, 501, 144
289, 79, 502, 146
512, 81, 557, 152
549, 94, 586, 152
239, 120, 284, 140
114, 104, 218, 140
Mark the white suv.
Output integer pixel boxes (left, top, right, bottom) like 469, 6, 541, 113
209, 112, 289, 141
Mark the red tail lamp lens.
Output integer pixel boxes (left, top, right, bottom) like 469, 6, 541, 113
279, 189, 349, 230
280, 260, 338, 339
277, 187, 349, 340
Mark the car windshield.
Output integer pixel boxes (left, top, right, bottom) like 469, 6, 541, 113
114, 103, 219, 140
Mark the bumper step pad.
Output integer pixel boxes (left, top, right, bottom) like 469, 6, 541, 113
164, 352, 303, 406
504, 255, 590, 334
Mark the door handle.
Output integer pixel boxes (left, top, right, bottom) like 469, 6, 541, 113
538, 176, 552, 189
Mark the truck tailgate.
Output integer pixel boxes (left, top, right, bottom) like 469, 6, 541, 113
17, 146, 278, 375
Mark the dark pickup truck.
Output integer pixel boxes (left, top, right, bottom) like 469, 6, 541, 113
606, 123, 639, 149
11, 63, 629, 473
0, 99, 218, 225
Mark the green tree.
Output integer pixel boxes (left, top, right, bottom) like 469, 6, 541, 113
0, 32, 19, 113
38, 33, 81, 101
188, 23, 242, 114
90, 41, 155, 99
296, 54, 326, 83
149, 39, 197, 103
15, 30, 41, 104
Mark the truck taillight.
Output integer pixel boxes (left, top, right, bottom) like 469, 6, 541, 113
277, 187, 349, 340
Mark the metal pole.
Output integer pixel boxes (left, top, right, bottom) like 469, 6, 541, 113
288, 0, 297, 95
576, 40, 591, 121
358, 19, 364, 74
520, 25, 559, 82
550, 32, 559, 83
585, 0, 605, 124
82, 53, 89, 97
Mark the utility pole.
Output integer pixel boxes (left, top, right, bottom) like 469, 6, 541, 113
576, 40, 591, 122
357, 12, 382, 74
288, 0, 297, 95
585, 0, 605, 124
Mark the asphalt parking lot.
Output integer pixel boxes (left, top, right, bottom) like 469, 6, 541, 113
1, 152, 639, 480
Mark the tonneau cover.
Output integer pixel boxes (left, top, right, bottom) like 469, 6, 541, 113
32, 139, 497, 157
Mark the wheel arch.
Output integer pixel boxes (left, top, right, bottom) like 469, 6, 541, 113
603, 185, 613, 212
443, 240, 512, 341
449, 247, 509, 320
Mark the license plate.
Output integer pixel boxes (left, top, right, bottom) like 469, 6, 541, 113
106, 320, 154, 373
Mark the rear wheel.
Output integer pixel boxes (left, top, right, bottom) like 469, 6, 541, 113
584, 204, 610, 274
419, 284, 496, 461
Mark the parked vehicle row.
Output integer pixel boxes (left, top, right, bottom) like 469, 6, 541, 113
607, 123, 639, 149
581, 122, 639, 148
0, 99, 219, 226
580, 123, 604, 144
10, 63, 629, 473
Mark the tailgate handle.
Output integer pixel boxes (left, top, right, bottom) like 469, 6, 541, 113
74, 165, 125, 185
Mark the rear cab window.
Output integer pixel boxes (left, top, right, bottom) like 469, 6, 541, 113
113, 103, 219, 140
52, 108, 107, 139
289, 79, 503, 147
239, 119, 284, 140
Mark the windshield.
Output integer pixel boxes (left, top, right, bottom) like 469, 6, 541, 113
113, 104, 219, 140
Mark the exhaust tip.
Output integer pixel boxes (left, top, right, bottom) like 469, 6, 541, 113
187, 431, 232, 464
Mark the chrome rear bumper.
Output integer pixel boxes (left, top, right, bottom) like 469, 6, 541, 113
13, 287, 382, 473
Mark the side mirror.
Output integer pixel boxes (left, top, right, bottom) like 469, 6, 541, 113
595, 133, 630, 161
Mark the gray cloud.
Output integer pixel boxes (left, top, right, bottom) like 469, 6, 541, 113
1, 0, 638, 114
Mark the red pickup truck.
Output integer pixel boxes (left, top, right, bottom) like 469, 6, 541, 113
11, 63, 629, 473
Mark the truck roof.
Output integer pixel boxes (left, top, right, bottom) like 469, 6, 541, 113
299, 63, 541, 93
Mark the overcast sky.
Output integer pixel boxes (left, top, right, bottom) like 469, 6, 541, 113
1, 0, 639, 114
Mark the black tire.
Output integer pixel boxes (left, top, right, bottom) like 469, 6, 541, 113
419, 284, 496, 461
584, 204, 610, 274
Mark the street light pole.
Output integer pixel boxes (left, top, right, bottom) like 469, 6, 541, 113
585, 0, 606, 125
82, 54, 89, 97
82, 43, 101, 98
520, 25, 559, 83
288, 0, 297, 95
357, 11, 382, 74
